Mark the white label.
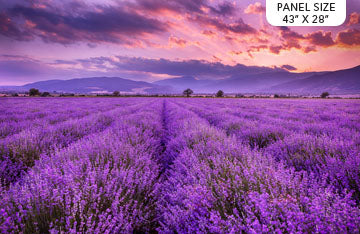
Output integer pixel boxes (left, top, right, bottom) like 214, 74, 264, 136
266, 0, 346, 26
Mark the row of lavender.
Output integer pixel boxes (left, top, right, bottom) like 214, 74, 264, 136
0, 98, 134, 138
0, 97, 359, 233
158, 99, 360, 232
0, 98, 143, 186
173, 99, 360, 203
0, 98, 164, 233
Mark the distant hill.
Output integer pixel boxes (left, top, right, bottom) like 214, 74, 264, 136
0, 65, 359, 95
203, 72, 319, 93
267, 65, 360, 95
153, 76, 214, 92
153, 71, 326, 93
19, 77, 174, 94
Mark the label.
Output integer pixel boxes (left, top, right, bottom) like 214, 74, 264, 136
266, 0, 346, 26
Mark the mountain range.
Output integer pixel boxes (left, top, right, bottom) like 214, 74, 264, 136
1, 65, 359, 95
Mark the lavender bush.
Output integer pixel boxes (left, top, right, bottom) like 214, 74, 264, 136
0, 97, 359, 233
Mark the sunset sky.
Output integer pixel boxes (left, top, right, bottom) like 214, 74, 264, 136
0, 0, 359, 85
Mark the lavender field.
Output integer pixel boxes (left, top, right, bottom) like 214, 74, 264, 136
0, 97, 360, 233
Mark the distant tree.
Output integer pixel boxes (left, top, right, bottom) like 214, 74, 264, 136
235, 94, 244, 98
61, 93, 75, 97
320, 92, 330, 98
41, 92, 50, 97
29, 88, 40, 96
274, 94, 280, 98
216, 90, 224, 97
183, 88, 193, 97
12, 93, 19, 97
113, 91, 120, 96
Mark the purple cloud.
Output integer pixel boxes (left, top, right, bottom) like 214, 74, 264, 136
0, 54, 290, 85
305, 31, 335, 47
336, 29, 360, 46
191, 15, 256, 35
76, 56, 288, 78
1, 2, 167, 45
0, 0, 247, 46
0, 12, 33, 41
281, 64, 297, 71
209, 2, 236, 16
135, 0, 235, 16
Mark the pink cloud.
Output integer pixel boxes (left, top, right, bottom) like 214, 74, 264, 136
305, 31, 335, 47
191, 15, 256, 35
269, 45, 283, 54
335, 29, 360, 46
347, 12, 360, 26
169, 36, 188, 47
281, 64, 297, 71
244, 2, 265, 15
302, 46, 317, 53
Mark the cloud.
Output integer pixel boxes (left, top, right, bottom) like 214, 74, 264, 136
245, 45, 267, 58
1, 3, 167, 45
108, 56, 287, 77
249, 45, 268, 52
265, 27, 306, 54
244, 2, 265, 15
335, 29, 360, 46
191, 15, 257, 35
0, 0, 251, 48
305, 31, 335, 47
229, 51, 243, 56
277, 26, 360, 51
209, 2, 236, 16
202, 30, 216, 37
302, 46, 317, 53
278, 26, 360, 50
131, 0, 247, 42
0, 12, 33, 41
212, 56, 222, 62
52, 59, 78, 65
169, 36, 188, 47
243, 26, 357, 56
281, 64, 297, 71
0, 54, 290, 85
279, 26, 304, 40
246, 45, 268, 57
242, 27, 311, 56
1, 0, 359, 73
269, 45, 283, 54
135, 0, 235, 16
348, 12, 360, 26
246, 42, 316, 56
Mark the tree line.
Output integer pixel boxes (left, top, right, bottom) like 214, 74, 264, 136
16, 88, 331, 98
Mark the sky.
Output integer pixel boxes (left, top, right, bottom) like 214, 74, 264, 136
0, 0, 359, 85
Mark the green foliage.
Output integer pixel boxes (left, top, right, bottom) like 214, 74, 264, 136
41, 92, 50, 97
113, 91, 120, 96
320, 92, 330, 98
183, 88, 194, 97
29, 88, 40, 96
216, 90, 224, 97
